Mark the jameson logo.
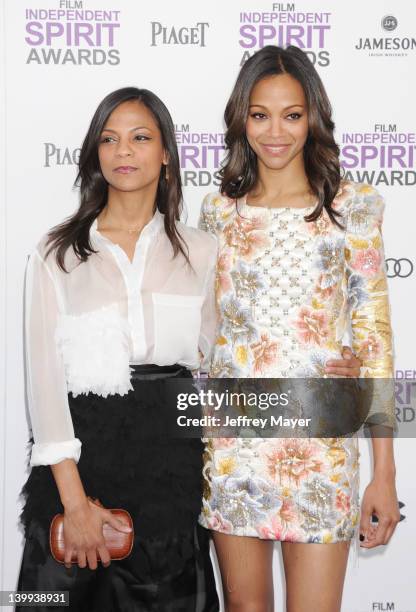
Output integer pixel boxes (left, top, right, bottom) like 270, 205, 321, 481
340, 124, 416, 186
175, 124, 225, 187
150, 22, 209, 47
25, 0, 121, 65
355, 15, 416, 56
239, 2, 331, 67
381, 15, 398, 32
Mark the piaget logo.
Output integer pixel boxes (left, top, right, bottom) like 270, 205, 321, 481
150, 22, 209, 47
43, 142, 80, 167
239, 2, 331, 67
355, 14, 416, 56
340, 124, 416, 187
25, 0, 121, 65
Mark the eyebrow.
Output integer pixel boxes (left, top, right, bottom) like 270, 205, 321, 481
249, 104, 305, 111
101, 126, 152, 133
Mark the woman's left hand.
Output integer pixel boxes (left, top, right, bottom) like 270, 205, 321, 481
325, 346, 361, 377
359, 475, 401, 548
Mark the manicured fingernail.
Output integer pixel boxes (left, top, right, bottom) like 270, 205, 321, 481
359, 534, 365, 542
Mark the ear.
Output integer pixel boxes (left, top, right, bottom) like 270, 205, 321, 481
162, 150, 169, 166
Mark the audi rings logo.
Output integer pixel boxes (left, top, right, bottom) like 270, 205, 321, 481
386, 258, 414, 278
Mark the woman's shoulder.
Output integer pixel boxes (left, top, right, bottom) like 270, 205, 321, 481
334, 179, 385, 212
175, 221, 218, 274
29, 233, 56, 268
199, 191, 236, 234
333, 179, 385, 233
176, 220, 217, 254
32, 233, 49, 257
31, 231, 79, 273
201, 191, 232, 209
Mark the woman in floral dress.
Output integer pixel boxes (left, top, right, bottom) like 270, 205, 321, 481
198, 45, 399, 611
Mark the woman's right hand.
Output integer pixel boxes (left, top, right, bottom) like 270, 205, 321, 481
62, 497, 131, 570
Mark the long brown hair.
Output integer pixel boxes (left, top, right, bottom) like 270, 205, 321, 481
220, 45, 342, 226
46, 87, 188, 271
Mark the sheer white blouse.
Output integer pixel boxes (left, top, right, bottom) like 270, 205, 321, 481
25, 210, 218, 467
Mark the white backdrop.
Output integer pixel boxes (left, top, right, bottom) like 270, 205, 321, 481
1, 1, 415, 610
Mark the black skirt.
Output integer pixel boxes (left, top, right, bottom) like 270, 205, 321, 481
17, 364, 219, 612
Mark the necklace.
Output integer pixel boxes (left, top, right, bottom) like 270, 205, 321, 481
97, 225, 143, 235
120, 227, 142, 235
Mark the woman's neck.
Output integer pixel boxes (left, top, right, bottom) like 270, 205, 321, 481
98, 187, 156, 231
249, 155, 312, 207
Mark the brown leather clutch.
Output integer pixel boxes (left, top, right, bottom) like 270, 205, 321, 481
49, 499, 134, 563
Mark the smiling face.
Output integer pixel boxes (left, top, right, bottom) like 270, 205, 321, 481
245, 73, 309, 173
98, 99, 167, 195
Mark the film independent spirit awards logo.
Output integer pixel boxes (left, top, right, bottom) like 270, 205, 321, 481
25, 0, 121, 65
238, 2, 332, 68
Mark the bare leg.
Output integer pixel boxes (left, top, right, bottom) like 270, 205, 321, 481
281, 541, 350, 612
212, 532, 274, 612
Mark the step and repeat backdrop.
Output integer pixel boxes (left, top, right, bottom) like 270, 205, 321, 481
1, 0, 415, 610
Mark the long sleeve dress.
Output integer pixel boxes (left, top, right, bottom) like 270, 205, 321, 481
198, 180, 395, 543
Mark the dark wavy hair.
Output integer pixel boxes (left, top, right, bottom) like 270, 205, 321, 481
220, 45, 342, 226
46, 87, 188, 271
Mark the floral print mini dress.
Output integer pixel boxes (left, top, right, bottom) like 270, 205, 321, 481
198, 180, 395, 543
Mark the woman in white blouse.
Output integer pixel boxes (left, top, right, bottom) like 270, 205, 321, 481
17, 87, 219, 612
